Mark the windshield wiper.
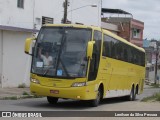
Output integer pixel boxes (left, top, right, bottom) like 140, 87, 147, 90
43, 67, 52, 76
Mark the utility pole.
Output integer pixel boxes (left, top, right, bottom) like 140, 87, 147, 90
63, 0, 68, 23
154, 40, 160, 84
155, 43, 158, 84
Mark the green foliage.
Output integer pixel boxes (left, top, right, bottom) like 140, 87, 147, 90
4, 96, 17, 100
156, 93, 160, 101
141, 93, 160, 102
22, 91, 30, 95
150, 83, 160, 88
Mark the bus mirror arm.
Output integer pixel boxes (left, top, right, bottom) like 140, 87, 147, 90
87, 41, 95, 59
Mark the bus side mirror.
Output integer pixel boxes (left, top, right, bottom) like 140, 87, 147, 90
24, 37, 36, 55
87, 41, 95, 59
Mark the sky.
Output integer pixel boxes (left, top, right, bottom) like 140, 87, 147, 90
102, 0, 160, 40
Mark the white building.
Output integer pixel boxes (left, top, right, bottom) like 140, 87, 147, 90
0, 0, 101, 88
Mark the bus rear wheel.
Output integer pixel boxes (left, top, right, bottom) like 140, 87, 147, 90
89, 88, 102, 107
128, 86, 136, 101
47, 96, 58, 104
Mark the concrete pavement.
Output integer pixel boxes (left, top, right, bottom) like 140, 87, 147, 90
0, 87, 30, 99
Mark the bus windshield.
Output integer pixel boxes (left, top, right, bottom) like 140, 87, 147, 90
31, 27, 92, 78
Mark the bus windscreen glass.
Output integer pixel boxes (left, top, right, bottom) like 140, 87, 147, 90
31, 27, 92, 78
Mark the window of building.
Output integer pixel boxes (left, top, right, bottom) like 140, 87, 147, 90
17, 0, 24, 8
151, 67, 153, 71
42, 16, 54, 25
132, 28, 141, 39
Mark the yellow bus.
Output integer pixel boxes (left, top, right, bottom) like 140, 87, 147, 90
25, 24, 145, 107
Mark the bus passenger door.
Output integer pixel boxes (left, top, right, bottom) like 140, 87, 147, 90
88, 31, 102, 85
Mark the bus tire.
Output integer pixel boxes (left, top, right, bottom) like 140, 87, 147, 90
128, 86, 135, 101
47, 96, 58, 104
89, 88, 102, 107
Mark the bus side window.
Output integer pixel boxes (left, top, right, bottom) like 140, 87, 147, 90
88, 31, 102, 81
102, 35, 112, 57
123, 45, 128, 62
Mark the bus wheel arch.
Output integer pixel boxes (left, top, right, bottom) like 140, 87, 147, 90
88, 83, 104, 107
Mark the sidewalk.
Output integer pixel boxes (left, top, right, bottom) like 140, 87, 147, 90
144, 84, 153, 89
0, 87, 30, 99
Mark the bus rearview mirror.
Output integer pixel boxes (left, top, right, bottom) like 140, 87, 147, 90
24, 37, 36, 55
87, 41, 95, 59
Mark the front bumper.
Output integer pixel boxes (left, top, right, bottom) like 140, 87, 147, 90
30, 83, 96, 100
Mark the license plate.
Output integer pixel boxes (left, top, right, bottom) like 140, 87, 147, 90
50, 90, 59, 94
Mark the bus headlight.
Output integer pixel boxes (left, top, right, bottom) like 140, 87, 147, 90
30, 78, 40, 84
71, 82, 86, 87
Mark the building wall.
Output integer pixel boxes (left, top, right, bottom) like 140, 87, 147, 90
0, 0, 101, 30
33, 0, 64, 29
130, 19, 144, 47
102, 17, 144, 47
117, 22, 130, 41
0, 0, 34, 29
0, 30, 32, 87
147, 64, 160, 83
102, 17, 131, 41
69, 0, 101, 26
0, 0, 63, 29
0, 31, 3, 86
101, 22, 118, 34
149, 71, 155, 82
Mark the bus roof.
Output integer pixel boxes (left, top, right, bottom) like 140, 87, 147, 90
43, 24, 102, 31
44, 24, 145, 52
43, 24, 93, 29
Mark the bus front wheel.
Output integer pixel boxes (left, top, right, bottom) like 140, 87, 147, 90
89, 88, 102, 107
47, 96, 58, 104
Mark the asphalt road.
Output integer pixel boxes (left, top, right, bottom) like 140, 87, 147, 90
0, 86, 160, 120
0, 86, 159, 111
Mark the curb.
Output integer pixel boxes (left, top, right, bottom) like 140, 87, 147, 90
0, 95, 43, 100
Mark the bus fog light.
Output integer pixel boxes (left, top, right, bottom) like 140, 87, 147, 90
77, 96, 81, 98
30, 78, 40, 84
71, 82, 86, 87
